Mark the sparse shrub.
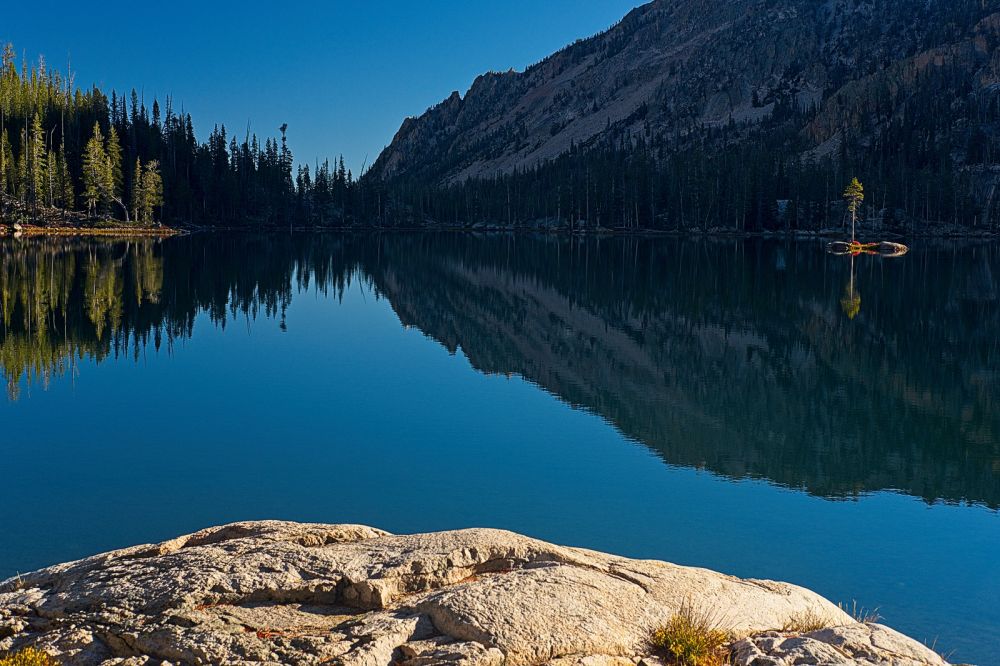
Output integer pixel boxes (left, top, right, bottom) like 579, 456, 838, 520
0, 574, 26, 594
840, 600, 881, 624
782, 608, 832, 633
651, 602, 731, 666
0, 648, 60, 666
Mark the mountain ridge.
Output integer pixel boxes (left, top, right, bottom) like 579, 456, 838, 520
367, 0, 1000, 229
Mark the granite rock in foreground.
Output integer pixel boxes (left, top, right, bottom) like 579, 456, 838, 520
0, 522, 948, 665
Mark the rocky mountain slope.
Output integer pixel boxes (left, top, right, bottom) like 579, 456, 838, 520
369, 0, 1000, 197
0, 522, 949, 665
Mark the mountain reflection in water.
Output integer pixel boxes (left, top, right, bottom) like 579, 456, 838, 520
1, 233, 998, 507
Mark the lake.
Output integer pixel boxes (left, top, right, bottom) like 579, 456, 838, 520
1, 233, 997, 665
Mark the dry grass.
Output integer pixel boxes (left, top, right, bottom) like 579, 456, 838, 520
0, 648, 60, 666
840, 600, 881, 625
782, 608, 833, 633
651, 602, 732, 666
0, 574, 26, 594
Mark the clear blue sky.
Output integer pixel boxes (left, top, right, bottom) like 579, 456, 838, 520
4, 1, 643, 174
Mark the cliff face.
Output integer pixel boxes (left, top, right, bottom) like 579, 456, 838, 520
0, 521, 949, 666
369, 0, 1000, 186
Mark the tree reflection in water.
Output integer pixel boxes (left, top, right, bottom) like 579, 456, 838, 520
2, 234, 997, 508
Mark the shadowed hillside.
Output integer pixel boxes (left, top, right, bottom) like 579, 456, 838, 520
366, 0, 1000, 230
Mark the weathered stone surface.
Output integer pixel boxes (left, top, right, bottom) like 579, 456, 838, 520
0, 522, 948, 665
731, 625, 949, 666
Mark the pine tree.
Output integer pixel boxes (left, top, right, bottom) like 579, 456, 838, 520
843, 177, 864, 241
105, 126, 129, 221
15, 149, 27, 203
83, 122, 107, 216
45, 147, 56, 206
57, 147, 74, 210
131, 157, 143, 222
106, 126, 124, 198
0, 128, 11, 203
29, 112, 46, 207
140, 160, 163, 224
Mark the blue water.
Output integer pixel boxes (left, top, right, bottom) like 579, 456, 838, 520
0, 234, 997, 664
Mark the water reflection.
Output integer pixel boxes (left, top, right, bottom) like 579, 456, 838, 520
2, 233, 998, 507
1, 240, 164, 399
832, 247, 907, 320
840, 256, 862, 320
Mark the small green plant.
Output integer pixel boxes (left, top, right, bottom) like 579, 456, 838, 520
782, 608, 832, 633
0, 647, 60, 666
651, 602, 731, 666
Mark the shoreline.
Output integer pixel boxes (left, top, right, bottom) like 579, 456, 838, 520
2, 224, 182, 238
216, 224, 1000, 240
0, 521, 952, 666
4, 221, 998, 241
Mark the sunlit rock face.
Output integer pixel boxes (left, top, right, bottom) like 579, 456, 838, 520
370, 0, 1000, 187
0, 521, 948, 666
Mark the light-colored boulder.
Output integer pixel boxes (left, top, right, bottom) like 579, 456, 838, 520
731, 624, 949, 666
0, 522, 949, 666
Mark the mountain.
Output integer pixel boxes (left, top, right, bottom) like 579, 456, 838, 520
367, 0, 1000, 230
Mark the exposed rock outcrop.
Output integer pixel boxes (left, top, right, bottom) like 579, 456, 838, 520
0, 522, 948, 665
369, 0, 1000, 189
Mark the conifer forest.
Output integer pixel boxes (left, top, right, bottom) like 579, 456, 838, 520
3, 33, 1000, 234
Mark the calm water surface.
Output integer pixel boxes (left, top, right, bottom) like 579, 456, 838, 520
1, 233, 998, 664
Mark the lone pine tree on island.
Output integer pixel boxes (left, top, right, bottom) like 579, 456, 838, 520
843, 178, 864, 242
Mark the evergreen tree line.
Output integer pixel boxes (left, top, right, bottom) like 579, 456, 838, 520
4, 39, 1000, 232
361, 112, 1000, 234
0, 44, 342, 227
